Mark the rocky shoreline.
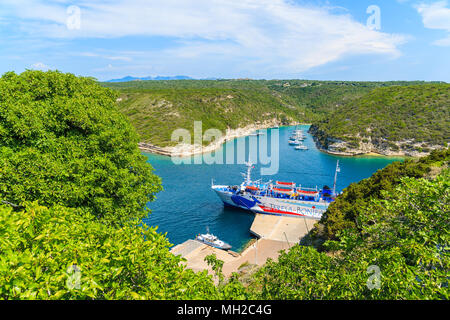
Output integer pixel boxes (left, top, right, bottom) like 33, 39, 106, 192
139, 121, 443, 158
308, 125, 444, 158
139, 119, 300, 157
312, 140, 444, 158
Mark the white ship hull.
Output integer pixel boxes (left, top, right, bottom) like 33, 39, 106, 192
213, 187, 328, 220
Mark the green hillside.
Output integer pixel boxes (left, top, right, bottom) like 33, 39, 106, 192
267, 80, 430, 120
310, 84, 450, 155
103, 79, 432, 147
110, 87, 307, 147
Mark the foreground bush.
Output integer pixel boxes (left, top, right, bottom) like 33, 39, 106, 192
0, 71, 162, 226
0, 203, 218, 299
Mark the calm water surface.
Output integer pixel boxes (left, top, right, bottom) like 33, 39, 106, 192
142, 125, 403, 252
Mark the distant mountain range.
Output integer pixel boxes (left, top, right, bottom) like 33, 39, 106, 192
105, 75, 219, 82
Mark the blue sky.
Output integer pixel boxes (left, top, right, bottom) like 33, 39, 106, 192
0, 0, 449, 81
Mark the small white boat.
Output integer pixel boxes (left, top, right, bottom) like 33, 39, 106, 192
290, 132, 305, 139
295, 145, 308, 150
195, 230, 232, 250
289, 139, 301, 145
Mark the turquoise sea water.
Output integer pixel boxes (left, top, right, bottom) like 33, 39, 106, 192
142, 125, 403, 252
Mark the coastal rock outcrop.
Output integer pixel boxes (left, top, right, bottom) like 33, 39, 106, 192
308, 125, 444, 157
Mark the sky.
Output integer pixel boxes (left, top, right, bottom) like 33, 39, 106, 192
0, 0, 449, 81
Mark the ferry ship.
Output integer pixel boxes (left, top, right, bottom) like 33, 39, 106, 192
212, 161, 340, 220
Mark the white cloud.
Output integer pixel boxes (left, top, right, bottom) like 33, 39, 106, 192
416, 0, 450, 46
433, 35, 450, 45
30, 62, 50, 70
79, 52, 132, 62
3, 0, 407, 74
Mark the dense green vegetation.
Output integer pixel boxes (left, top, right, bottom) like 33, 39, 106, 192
310, 84, 450, 153
0, 202, 218, 299
267, 80, 431, 121
103, 79, 431, 147
0, 71, 161, 226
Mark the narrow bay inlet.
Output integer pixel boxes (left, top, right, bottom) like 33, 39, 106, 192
142, 125, 403, 251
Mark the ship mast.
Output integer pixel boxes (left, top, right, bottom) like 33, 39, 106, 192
332, 160, 340, 196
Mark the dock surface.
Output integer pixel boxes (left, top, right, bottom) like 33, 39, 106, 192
170, 213, 319, 277
250, 213, 318, 243
170, 239, 204, 258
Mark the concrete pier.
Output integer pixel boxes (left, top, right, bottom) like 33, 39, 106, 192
170, 213, 319, 277
250, 213, 318, 243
